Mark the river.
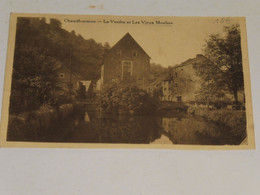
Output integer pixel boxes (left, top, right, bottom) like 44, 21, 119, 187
35, 108, 243, 145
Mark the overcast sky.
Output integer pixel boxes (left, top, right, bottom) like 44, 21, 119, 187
58, 16, 241, 67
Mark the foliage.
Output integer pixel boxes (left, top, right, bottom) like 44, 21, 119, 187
188, 106, 246, 138
152, 86, 163, 100
196, 24, 244, 104
10, 45, 59, 114
103, 42, 111, 54
98, 82, 158, 114
10, 17, 105, 114
150, 63, 167, 77
149, 63, 171, 84
192, 55, 220, 103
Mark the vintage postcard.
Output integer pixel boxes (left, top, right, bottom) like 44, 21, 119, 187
0, 13, 255, 149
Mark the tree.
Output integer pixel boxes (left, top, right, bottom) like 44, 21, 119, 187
193, 55, 222, 105
50, 18, 62, 28
103, 42, 111, 51
10, 17, 107, 113
10, 45, 59, 113
200, 24, 244, 104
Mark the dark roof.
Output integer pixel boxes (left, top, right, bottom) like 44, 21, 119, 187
173, 54, 209, 69
108, 32, 151, 58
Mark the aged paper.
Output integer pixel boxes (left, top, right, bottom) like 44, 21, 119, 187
0, 13, 255, 149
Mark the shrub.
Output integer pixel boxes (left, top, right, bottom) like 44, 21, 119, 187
98, 83, 158, 115
59, 104, 74, 119
187, 106, 246, 138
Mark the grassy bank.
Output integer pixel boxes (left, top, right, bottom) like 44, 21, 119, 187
156, 101, 188, 116
7, 102, 84, 141
187, 106, 246, 138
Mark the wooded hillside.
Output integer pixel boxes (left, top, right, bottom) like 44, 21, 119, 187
10, 17, 106, 114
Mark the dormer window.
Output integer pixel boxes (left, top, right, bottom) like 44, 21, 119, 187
132, 50, 137, 57
116, 49, 121, 56
59, 73, 65, 78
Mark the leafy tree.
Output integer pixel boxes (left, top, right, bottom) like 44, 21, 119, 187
202, 24, 244, 104
50, 18, 62, 28
103, 42, 111, 52
193, 55, 222, 105
10, 17, 107, 113
10, 45, 59, 113
149, 63, 167, 77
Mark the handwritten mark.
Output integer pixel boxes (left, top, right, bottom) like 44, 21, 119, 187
213, 17, 231, 24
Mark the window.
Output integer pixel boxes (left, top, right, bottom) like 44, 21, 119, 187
177, 96, 182, 102
116, 49, 121, 56
132, 50, 137, 57
175, 72, 178, 77
138, 78, 143, 85
175, 83, 178, 87
59, 73, 65, 78
122, 61, 132, 80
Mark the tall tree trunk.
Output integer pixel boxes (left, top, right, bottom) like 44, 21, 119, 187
233, 89, 238, 105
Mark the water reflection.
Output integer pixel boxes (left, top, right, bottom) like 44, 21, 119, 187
33, 110, 243, 145
159, 117, 240, 145
69, 113, 163, 143
151, 134, 172, 144
84, 112, 90, 122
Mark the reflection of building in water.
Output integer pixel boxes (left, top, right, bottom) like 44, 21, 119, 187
84, 112, 90, 122
151, 134, 172, 144
162, 118, 170, 132
162, 118, 179, 133
161, 117, 233, 145
74, 119, 79, 127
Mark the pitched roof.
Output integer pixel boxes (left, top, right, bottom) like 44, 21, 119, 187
173, 54, 209, 69
108, 32, 151, 58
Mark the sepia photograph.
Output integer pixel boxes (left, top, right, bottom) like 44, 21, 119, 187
0, 13, 255, 149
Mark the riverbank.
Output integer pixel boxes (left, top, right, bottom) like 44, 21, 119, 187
187, 106, 247, 139
7, 102, 84, 141
156, 101, 188, 116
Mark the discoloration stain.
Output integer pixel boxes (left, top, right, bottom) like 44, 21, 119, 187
88, 5, 96, 9
87, 4, 104, 9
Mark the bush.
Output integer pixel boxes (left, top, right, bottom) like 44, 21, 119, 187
187, 106, 246, 137
59, 104, 74, 119
98, 83, 158, 115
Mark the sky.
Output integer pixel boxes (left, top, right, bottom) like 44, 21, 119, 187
56, 15, 241, 67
